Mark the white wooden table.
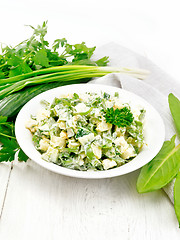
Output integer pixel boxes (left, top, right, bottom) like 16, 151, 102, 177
1, 0, 180, 239
0, 160, 180, 239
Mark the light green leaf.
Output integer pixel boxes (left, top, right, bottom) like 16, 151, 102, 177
168, 93, 180, 138
174, 171, 180, 228
8, 55, 32, 77
33, 49, 49, 67
137, 135, 180, 193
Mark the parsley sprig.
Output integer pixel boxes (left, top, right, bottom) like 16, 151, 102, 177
0, 21, 109, 78
0, 116, 28, 162
103, 107, 134, 128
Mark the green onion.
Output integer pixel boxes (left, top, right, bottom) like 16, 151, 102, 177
0, 65, 149, 99
0, 65, 149, 117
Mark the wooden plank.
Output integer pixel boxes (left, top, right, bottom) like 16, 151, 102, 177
0, 160, 180, 239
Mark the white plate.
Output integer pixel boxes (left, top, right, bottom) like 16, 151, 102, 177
15, 83, 165, 179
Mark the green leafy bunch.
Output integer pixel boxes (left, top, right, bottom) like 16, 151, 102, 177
0, 116, 28, 162
0, 21, 109, 78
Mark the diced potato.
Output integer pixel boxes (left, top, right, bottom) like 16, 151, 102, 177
114, 136, 129, 149
38, 123, 50, 132
91, 144, 102, 159
60, 130, 68, 139
79, 93, 89, 102
96, 120, 112, 132
36, 109, 50, 122
78, 133, 94, 145
67, 128, 74, 138
79, 152, 86, 159
105, 100, 113, 108
115, 126, 126, 137
75, 103, 89, 113
57, 120, 66, 129
104, 148, 116, 158
25, 119, 38, 133
121, 146, 136, 159
50, 136, 66, 148
68, 139, 80, 148
72, 115, 79, 128
102, 159, 117, 170
113, 99, 123, 110
132, 109, 141, 121
57, 109, 68, 120
39, 139, 50, 152
94, 108, 101, 118
42, 146, 59, 163
79, 159, 84, 166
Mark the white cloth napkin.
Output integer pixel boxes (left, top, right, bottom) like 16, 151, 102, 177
91, 43, 180, 203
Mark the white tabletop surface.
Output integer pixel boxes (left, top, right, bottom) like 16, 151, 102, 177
0, 0, 180, 239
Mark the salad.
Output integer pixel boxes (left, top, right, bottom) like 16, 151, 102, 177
25, 91, 145, 171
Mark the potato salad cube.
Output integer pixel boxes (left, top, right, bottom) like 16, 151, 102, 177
75, 103, 89, 113
96, 120, 112, 132
39, 139, 50, 151
25, 119, 38, 133
50, 136, 66, 148
113, 98, 123, 109
121, 146, 136, 159
102, 159, 117, 170
36, 109, 50, 122
91, 144, 102, 159
42, 147, 59, 163
78, 133, 94, 145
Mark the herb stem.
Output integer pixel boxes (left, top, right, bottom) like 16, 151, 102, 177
0, 132, 16, 139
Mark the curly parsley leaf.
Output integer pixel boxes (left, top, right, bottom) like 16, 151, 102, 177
0, 116, 28, 162
103, 107, 134, 128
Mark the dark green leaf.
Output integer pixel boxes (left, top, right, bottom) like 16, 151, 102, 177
0, 117, 28, 162
0, 137, 18, 149
0, 147, 16, 162
137, 135, 180, 193
18, 149, 29, 162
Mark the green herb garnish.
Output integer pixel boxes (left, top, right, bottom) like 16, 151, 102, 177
103, 107, 134, 127
137, 135, 180, 193
0, 116, 28, 162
